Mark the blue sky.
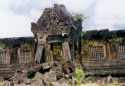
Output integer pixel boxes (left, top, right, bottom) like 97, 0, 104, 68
0, 0, 125, 38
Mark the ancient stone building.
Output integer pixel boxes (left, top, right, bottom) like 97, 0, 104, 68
31, 4, 82, 65
0, 48, 10, 64
18, 43, 34, 64
31, 4, 125, 75
1, 4, 125, 79
118, 45, 125, 59
0, 37, 34, 78
81, 30, 125, 75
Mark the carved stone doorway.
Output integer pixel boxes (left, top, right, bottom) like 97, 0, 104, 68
51, 43, 63, 62
10, 48, 19, 64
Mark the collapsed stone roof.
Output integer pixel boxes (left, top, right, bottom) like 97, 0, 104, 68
31, 4, 76, 35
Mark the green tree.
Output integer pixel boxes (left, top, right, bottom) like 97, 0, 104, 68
0, 42, 6, 49
72, 13, 87, 21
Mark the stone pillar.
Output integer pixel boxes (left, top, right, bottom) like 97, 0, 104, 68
17, 48, 21, 64
106, 42, 112, 60
7, 48, 11, 64
35, 45, 44, 64
62, 41, 71, 61
45, 44, 53, 64
103, 44, 107, 59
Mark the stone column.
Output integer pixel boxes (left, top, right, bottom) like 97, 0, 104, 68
6, 48, 11, 64
35, 45, 44, 64
17, 48, 21, 64
62, 41, 71, 61
45, 44, 53, 64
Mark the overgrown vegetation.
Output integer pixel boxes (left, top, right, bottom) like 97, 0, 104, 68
74, 67, 86, 86
27, 70, 36, 79
0, 42, 6, 49
72, 14, 87, 21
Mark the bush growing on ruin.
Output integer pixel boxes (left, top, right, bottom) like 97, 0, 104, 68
27, 70, 36, 79
74, 67, 86, 86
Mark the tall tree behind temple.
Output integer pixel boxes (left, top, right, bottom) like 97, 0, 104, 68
72, 14, 85, 53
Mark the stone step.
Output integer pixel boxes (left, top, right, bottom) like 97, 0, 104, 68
0, 64, 15, 78
0, 70, 15, 78
0, 64, 13, 68
0, 65, 14, 71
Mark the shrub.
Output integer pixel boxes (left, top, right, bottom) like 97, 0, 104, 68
0, 42, 6, 49
74, 67, 86, 86
27, 70, 36, 79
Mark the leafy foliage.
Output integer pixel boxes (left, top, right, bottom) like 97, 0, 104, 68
72, 13, 87, 21
27, 70, 36, 79
74, 68, 86, 86
0, 42, 6, 49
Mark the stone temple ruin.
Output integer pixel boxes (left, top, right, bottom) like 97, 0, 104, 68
31, 4, 81, 66
0, 37, 34, 78
0, 4, 125, 82
27, 4, 125, 76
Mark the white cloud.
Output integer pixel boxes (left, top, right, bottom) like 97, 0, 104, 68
0, 0, 95, 38
0, 0, 56, 38
9, 0, 52, 15
53, 0, 94, 13
0, 0, 125, 38
0, 11, 33, 38
94, 0, 125, 30
0, 0, 9, 11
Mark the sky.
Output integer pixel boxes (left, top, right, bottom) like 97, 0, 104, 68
0, 0, 125, 38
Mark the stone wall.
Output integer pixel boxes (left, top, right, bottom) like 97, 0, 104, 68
18, 44, 34, 64
0, 48, 10, 64
81, 40, 125, 75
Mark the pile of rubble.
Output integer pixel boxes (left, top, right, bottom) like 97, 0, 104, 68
4, 69, 70, 86
1, 62, 74, 86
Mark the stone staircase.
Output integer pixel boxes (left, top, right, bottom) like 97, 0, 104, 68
0, 64, 15, 78
83, 60, 125, 75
